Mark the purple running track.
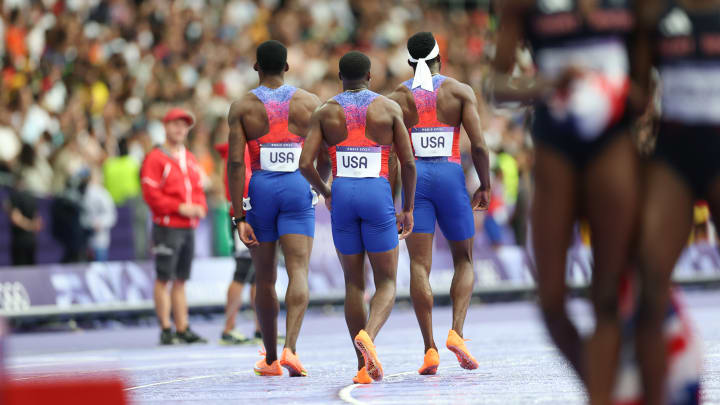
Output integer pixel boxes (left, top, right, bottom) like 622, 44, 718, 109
5, 290, 720, 404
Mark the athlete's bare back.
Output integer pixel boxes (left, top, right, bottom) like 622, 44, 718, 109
230, 87, 320, 142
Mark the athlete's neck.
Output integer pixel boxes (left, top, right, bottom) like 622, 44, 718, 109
342, 80, 368, 92
415, 62, 440, 76
258, 74, 284, 89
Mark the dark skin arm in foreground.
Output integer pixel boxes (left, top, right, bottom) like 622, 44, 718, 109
487, 0, 582, 106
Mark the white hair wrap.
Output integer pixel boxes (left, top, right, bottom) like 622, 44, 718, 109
408, 41, 440, 92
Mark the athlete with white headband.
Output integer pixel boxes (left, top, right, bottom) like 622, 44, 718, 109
408, 40, 440, 91
389, 31, 491, 376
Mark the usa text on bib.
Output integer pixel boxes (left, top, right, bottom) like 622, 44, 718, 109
336, 146, 381, 178
412, 127, 454, 157
260, 143, 301, 172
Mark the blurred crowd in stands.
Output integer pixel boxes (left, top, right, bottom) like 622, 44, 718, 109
0, 0, 533, 266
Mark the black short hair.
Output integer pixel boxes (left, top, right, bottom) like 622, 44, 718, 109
407, 32, 438, 63
118, 137, 129, 156
339, 51, 371, 81
256, 40, 287, 74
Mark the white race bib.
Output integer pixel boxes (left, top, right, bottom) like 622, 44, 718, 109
412, 127, 454, 157
336, 146, 382, 178
260, 143, 301, 172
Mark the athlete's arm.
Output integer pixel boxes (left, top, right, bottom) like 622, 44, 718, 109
316, 141, 331, 183
387, 84, 418, 129
486, 0, 560, 106
630, 0, 658, 115
299, 104, 332, 200
227, 98, 258, 247
387, 146, 399, 201
387, 85, 413, 202
388, 98, 416, 239
458, 83, 491, 210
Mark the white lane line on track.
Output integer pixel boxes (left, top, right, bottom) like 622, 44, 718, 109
8, 348, 258, 369
124, 371, 248, 391
9, 360, 227, 381
338, 367, 457, 404
7, 357, 114, 369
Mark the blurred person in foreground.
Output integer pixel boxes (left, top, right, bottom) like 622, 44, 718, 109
387, 31, 490, 375
299, 51, 416, 384
228, 40, 321, 376
632, 0, 714, 403
6, 174, 42, 266
489, 1, 639, 403
215, 141, 260, 345
141, 108, 207, 345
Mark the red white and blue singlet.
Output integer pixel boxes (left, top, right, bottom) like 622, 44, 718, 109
330, 90, 391, 180
401, 75, 474, 241
404, 75, 461, 164
244, 85, 314, 242
248, 85, 303, 172
328, 89, 397, 255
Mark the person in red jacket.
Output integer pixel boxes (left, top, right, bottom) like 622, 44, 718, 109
215, 142, 261, 344
141, 107, 208, 345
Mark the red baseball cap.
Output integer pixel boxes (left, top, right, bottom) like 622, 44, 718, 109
163, 107, 195, 128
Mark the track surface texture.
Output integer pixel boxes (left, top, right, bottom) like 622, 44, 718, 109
6, 289, 720, 404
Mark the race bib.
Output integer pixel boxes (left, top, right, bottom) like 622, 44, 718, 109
336, 146, 381, 178
260, 143, 301, 172
412, 127, 454, 157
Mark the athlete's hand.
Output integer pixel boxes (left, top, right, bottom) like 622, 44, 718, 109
471, 188, 490, 211
553, 66, 585, 94
238, 221, 259, 248
397, 210, 414, 240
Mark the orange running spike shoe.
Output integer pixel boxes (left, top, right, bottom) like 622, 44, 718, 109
446, 330, 479, 370
353, 330, 383, 381
254, 351, 283, 376
418, 348, 439, 375
280, 348, 307, 377
352, 367, 372, 384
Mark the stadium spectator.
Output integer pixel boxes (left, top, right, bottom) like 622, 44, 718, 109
103, 138, 140, 206
16, 142, 52, 197
103, 137, 147, 260
6, 174, 41, 266
81, 170, 117, 262
141, 107, 207, 345
215, 141, 259, 345
0, 0, 576, 265
51, 171, 89, 263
